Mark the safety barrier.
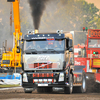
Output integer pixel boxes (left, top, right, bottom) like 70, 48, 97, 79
0, 73, 21, 79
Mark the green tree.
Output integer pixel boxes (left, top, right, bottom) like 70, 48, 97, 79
96, 13, 100, 29
40, 0, 100, 44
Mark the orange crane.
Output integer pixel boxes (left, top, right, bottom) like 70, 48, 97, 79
1, 0, 22, 71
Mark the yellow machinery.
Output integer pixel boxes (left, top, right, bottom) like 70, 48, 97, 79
1, 0, 22, 70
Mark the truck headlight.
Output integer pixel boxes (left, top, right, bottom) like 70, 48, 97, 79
23, 73, 28, 82
43, 79, 47, 82
58, 72, 64, 82
48, 79, 52, 82
39, 79, 42, 82
34, 79, 38, 82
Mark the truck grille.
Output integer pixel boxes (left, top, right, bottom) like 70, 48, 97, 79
34, 63, 52, 69
33, 73, 54, 77
33, 73, 54, 83
29, 63, 58, 69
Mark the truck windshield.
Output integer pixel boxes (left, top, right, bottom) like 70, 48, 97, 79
88, 39, 100, 48
24, 39, 64, 51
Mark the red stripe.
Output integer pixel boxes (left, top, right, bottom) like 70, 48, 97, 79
52, 79, 54, 83
74, 53, 78, 55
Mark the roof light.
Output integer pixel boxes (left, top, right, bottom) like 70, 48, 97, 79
56, 30, 60, 34
32, 31, 35, 34
59, 34, 61, 36
60, 30, 63, 33
47, 38, 54, 41
28, 31, 31, 34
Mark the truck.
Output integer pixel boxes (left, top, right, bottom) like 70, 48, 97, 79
74, 44, 86, 72
1, 0, 22, 72
20, 30, 86, 94
74, 29, 100, 92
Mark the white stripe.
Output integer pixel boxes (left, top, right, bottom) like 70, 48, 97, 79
74, 55, 78, 57
74, 48, 81, 53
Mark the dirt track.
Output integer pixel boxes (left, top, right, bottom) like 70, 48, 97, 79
0, 75, 100, 100
0, 88, 100, 100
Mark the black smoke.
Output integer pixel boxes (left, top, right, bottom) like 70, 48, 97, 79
28, 0, 48, 29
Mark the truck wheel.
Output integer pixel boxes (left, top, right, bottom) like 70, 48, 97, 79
78, 72, 86, 93
73, 72, 86, 93
24, 89, 32, 93
64, 74, 73, 94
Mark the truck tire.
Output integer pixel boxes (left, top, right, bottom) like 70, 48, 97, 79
64, 74, 73, 94
78, 72, 86, 93
24, 89, 32, 93
73, 72, 86, 93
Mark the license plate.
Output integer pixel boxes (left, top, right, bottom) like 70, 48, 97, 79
38, 84, 48, 86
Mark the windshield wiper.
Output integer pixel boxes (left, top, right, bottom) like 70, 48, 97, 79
30, 49, 37, 51
43, 49, 58, 53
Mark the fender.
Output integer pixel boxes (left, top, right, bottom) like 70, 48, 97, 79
73, 66, 85, 83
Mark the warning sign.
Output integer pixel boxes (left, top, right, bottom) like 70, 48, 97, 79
92, 59, 100, 68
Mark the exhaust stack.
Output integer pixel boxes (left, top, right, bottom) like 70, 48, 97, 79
35, 29, 38, 34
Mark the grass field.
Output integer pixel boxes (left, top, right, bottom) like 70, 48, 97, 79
0, 84, 20, 88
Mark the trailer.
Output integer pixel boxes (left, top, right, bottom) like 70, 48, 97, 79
74, 29, 100, 92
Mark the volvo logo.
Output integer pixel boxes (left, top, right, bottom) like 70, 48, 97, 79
37, 56, 50, 61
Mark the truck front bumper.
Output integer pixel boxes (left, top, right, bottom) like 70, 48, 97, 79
22, 82, 69, 88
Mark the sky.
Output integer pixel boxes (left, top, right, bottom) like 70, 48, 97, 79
85, 0, 100, 9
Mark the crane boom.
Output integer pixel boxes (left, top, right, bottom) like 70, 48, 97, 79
1, 0, 22, 69
10, 0, 22, 46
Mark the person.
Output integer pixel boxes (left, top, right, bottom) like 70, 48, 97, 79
27, 41, 37, 49
55, 39, 63, 48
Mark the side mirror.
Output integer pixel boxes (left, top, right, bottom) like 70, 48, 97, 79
66, 38, 69, 49
16, 46, 20, 53
69, 39, 73, 48
66, 38, 73, 50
